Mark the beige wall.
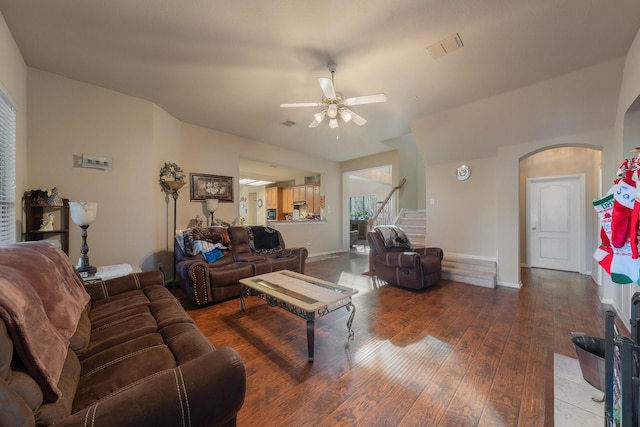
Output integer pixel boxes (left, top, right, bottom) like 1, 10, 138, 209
0, 11, 27, 240
605, 27, 640, 321
27, 68, 156, 270
24, 69, 343, 278
412, 58, 622, 287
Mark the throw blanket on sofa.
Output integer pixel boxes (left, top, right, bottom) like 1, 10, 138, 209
247, 226, 282, 254
0, 242, 90, 401
177, 226, 231, 256
376, 225, 412, 250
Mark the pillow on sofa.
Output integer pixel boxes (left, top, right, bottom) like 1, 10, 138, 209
375, 225, 411, 250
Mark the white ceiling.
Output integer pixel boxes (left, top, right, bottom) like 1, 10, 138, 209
1, 1, 639, 163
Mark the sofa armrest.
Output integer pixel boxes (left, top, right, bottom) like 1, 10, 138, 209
282, 247, 308, 273
54, 347, 246, 427
413, 247, 444, 260
176, 259, 214, 306
372, 252, 421, 269
84, 271, 164, 301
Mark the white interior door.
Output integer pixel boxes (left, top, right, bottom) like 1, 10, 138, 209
248, 192, 257, 225
527, 175, 584, 272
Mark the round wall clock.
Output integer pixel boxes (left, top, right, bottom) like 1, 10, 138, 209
257, 199, 263, 208
456, 165, 471, 181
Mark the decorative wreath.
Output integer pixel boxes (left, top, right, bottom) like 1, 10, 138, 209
159, 162, 185, 192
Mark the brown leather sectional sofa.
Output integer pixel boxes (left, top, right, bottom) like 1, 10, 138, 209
175, 225, 308, 306
0, 241, 246, 426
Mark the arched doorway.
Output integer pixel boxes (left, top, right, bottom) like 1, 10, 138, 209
519, 146, 602, 274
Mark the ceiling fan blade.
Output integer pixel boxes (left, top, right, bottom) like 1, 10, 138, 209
280, 102, 323, 108
318, 77, 336, 99
309, 118, 321, 128
344, 93, 387, 106
344, 108, 367, 126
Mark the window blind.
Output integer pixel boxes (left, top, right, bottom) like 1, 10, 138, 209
0, 90, 16, 244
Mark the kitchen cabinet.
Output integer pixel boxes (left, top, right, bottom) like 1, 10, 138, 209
281, 187, 293, 216
314, 185, 321, 212
305, 185, 315, 213
266, 187, 279, 209
293, 185, 305, 203
24, 196, 70, 254
304, 184, 321, 213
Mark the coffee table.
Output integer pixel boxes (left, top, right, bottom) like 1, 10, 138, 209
239, 270, 358, 362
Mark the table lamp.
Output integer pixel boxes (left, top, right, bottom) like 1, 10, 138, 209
206, 198, 219, 226
69, 202, 98, 276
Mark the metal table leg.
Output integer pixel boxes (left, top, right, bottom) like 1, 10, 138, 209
307, 319, 315, 363
346, 303, 356, 340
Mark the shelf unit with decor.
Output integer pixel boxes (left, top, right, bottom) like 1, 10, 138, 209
24, 195, 70, 254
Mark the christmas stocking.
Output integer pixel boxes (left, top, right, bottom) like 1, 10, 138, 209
593, 194, 614, 274
611, 172, 636, 248
611, 243, 640, 284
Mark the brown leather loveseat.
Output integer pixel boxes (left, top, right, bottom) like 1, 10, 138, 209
0, 241, 246, 426
367, 225, 443, 290
175, 225, 308, 306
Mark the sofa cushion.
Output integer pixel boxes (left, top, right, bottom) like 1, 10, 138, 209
74, 333, 176, 412
35, 349, 80, 425
69, 305, 91, 355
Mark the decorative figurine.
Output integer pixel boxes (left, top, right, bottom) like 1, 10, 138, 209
47, 187, 63, 206
38, 213, 54, 231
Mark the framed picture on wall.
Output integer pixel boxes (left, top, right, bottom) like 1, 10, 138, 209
190, 173, 233, 202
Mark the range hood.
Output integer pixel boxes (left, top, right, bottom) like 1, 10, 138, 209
292, 200, 306, 206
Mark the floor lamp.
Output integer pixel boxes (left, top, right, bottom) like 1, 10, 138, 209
165, 180, 185, 285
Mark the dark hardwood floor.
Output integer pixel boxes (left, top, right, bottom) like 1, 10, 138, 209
174, 250, 608, 426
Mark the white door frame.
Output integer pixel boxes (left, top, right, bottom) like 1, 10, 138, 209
526, 173, 586, 273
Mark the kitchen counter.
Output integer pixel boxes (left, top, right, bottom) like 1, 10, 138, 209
267, 219, 326, 224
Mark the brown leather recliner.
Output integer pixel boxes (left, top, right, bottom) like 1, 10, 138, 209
367, 225, 443, 290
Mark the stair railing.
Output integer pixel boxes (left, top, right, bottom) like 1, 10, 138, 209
367, 178, 406, 273
367, 178, 406, 232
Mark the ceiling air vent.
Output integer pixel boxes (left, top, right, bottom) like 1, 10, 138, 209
427, 33, 464, 60
281, 120, 296, 127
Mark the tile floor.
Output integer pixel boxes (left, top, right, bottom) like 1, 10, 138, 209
554, 353, 604, 426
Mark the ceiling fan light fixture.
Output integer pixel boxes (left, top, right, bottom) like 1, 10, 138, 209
314, 111, 325, 123
340, 109, 352, 123
327, 104, 338, 119
329, 118, 338, 129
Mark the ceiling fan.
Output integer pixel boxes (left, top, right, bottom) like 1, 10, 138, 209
280, 63, 387, 129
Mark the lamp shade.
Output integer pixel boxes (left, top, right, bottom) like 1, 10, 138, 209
164, 180, 185, 192
69, 202, 97, 226
206, 198, 219, 213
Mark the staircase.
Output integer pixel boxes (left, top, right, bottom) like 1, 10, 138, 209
396, 209, 426, 248
441, 254, 497, 288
